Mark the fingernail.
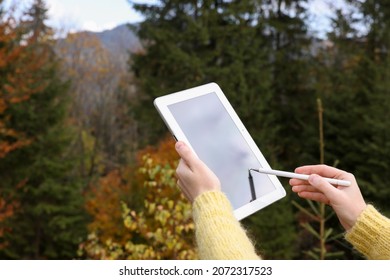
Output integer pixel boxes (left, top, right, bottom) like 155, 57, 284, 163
175, 141, 184, 150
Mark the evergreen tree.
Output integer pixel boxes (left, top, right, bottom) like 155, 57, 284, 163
0, 0, 88, 259
265, 0, 318, 169
323, 1, 390, 215
350, 0, 390, 214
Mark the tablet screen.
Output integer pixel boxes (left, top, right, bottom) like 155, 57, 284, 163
168, 92, 276, 209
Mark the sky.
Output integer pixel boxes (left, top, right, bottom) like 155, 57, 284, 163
45, 0, 148, 32
5, 0, 345, 35
4, 0, 151, 32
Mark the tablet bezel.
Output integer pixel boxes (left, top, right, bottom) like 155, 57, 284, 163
154, 82, 286, 220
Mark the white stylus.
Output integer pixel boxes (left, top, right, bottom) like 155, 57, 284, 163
251, 167, 351, 187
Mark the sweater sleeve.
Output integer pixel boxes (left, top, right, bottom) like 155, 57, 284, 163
192, 191, 261, 260
345, 205, 390, 259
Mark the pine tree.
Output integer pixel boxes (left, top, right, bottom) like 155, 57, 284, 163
265, 0, 318, 168
350, 0, 390, 214
322, 1, 390, 215
0, 0, 88, 259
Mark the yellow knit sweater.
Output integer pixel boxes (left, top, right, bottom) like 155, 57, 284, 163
193, 191, 261, 259
345, 205, 390, 259
193, 191, 390, 260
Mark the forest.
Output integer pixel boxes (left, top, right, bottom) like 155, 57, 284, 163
1, 0, 389, 260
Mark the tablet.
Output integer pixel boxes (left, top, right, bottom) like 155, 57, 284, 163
154, 82, 286, 220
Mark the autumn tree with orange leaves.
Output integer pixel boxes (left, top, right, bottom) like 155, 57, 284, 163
0, 4, 45, 158
0, 0, 35, 252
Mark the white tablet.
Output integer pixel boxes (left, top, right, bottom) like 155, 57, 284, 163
154, 82, 286, 220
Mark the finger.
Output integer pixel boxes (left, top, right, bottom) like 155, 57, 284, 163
307, 174, 339, 201
175, 141, 199, 170
176, 159, 189, 177
295, 164, 345, 179
291, 184, 318, 193
289, 178, 310, 186
297, 191, 330, 204
177, 179, 193, 202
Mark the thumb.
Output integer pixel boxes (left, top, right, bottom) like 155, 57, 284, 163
308, 174, 338, 200
175, 141, 199, 168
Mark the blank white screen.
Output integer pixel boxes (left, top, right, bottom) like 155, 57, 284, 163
168, 92, 275, 209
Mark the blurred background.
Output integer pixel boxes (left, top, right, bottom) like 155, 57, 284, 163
0, 0, 389, 260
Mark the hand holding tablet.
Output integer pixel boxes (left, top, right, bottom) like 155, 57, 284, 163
175, 141, 222, 203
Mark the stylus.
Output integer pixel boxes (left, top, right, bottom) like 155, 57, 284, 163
251, 168, 351, 187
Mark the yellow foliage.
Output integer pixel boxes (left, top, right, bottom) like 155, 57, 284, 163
79, 137, 197, 259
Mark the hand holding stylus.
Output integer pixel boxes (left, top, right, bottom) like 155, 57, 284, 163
252, 167, 351, 187
288, 165, 367, 230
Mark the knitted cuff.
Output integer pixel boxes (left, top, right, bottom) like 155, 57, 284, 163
345, 205, 390, 259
